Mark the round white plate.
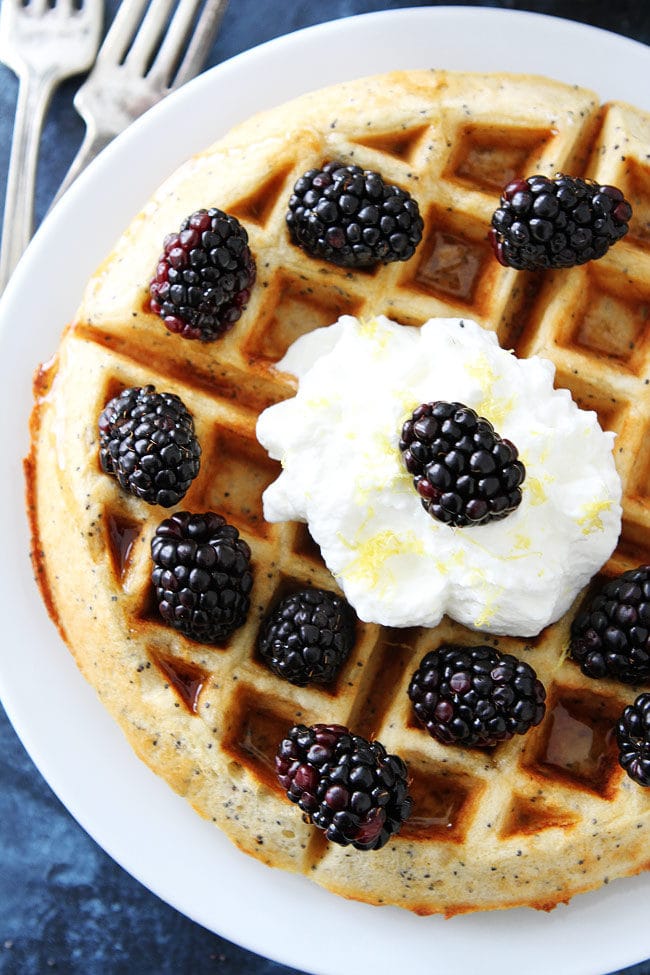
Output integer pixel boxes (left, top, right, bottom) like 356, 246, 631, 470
1, 8, 649, 975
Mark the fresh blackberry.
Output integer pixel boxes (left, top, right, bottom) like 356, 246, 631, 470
276, 723, 412, 850
408, 644, 546, 748
569, 566, 650, 684
258, 588, 356, 686
616, 693, 650, 787
489, 174, 632, 271
149, 207, 256, 341
98, 385, 201, 507
151, 511, 253, 643
286, 160, 423, 269
399, 401, 525, 527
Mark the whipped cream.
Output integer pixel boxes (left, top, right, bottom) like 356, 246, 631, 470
256, 315, 622, 637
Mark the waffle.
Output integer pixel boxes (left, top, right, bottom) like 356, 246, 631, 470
25, 69, 650, 916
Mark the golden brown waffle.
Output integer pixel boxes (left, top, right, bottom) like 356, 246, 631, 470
26, 70, 650, 915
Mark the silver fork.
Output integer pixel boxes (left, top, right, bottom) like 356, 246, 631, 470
0, 0, 103, 293
52, 0, 229, 207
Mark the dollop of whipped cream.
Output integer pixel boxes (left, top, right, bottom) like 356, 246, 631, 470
256, 315, 622, 637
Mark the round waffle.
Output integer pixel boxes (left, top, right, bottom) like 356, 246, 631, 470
26, 69, 650, 916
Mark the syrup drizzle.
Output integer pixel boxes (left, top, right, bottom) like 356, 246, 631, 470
534, 693, 621, 797
453, 127, 550, 194
415, 229, 488, 303
354, 125, 429, 163
225, 702, 291, 792
400, 768, 474, 842
501, 794, 578, 838
106, 513, 140, 582
151, 652, 209, 714
350, 630, 418, 740
229, 165, 293, 227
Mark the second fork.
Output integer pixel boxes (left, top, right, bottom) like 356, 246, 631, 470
53, 0, 228, 207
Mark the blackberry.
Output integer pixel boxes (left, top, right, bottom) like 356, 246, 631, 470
569, 566, 650, 684
151, 511, 253, 643
616, 693, 650, 787
489, 174, 632, 271
408, 644, 546, 748
276, 723, 412, 850
98, 385, 201, 507
258, 588, 356, 686
286, 160, 423, 269
399, 401, 525, 527
149, 207, 256, 341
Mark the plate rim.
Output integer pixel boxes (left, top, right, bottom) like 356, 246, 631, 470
1, 7, 650, 975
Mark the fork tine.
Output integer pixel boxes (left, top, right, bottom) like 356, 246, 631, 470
95, 0, 157, 67
146, 0, 205, 87
162, 0, 227, 89
122, 0, 176, 76
53, 0, 82, 19
26, 0, 49, 16
100, 0, 227, 90
60, 0, 90, 16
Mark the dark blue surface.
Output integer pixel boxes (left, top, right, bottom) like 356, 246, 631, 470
1, 2, 650, 974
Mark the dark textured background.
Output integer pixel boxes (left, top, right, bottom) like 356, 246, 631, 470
1, 2, 649, 973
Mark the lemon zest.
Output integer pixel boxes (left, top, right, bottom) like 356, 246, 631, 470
527, 476, 548, 506
357, 315, 392, 354
474, 599, 497, 628
578, 499, 612, 536
465, 353, 514, 426
353, 432, 411, 505
306, 395, 335, 411
340, 529, 425, 589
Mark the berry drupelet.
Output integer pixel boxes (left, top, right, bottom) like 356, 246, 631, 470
276, 723, 412, 850
149, 207, 256, 341
616, 693, 650, 787
399, 401, 525, 527
489, 174, 632, 271
98, 385, 201, 507
286, 160, 423, 269
151, 511, 253, 643
258, 588, 356, 686
408, 644, 546, 748
569, 566, 650, 684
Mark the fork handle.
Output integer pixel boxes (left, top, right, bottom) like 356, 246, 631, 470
0, 69, 55, 294
50, 125, 114, 211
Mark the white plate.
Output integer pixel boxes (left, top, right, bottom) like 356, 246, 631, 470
1, 7, 649, 975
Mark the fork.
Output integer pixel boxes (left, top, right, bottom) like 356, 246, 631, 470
52, 0, 229, 208
0, 0, 103, 293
